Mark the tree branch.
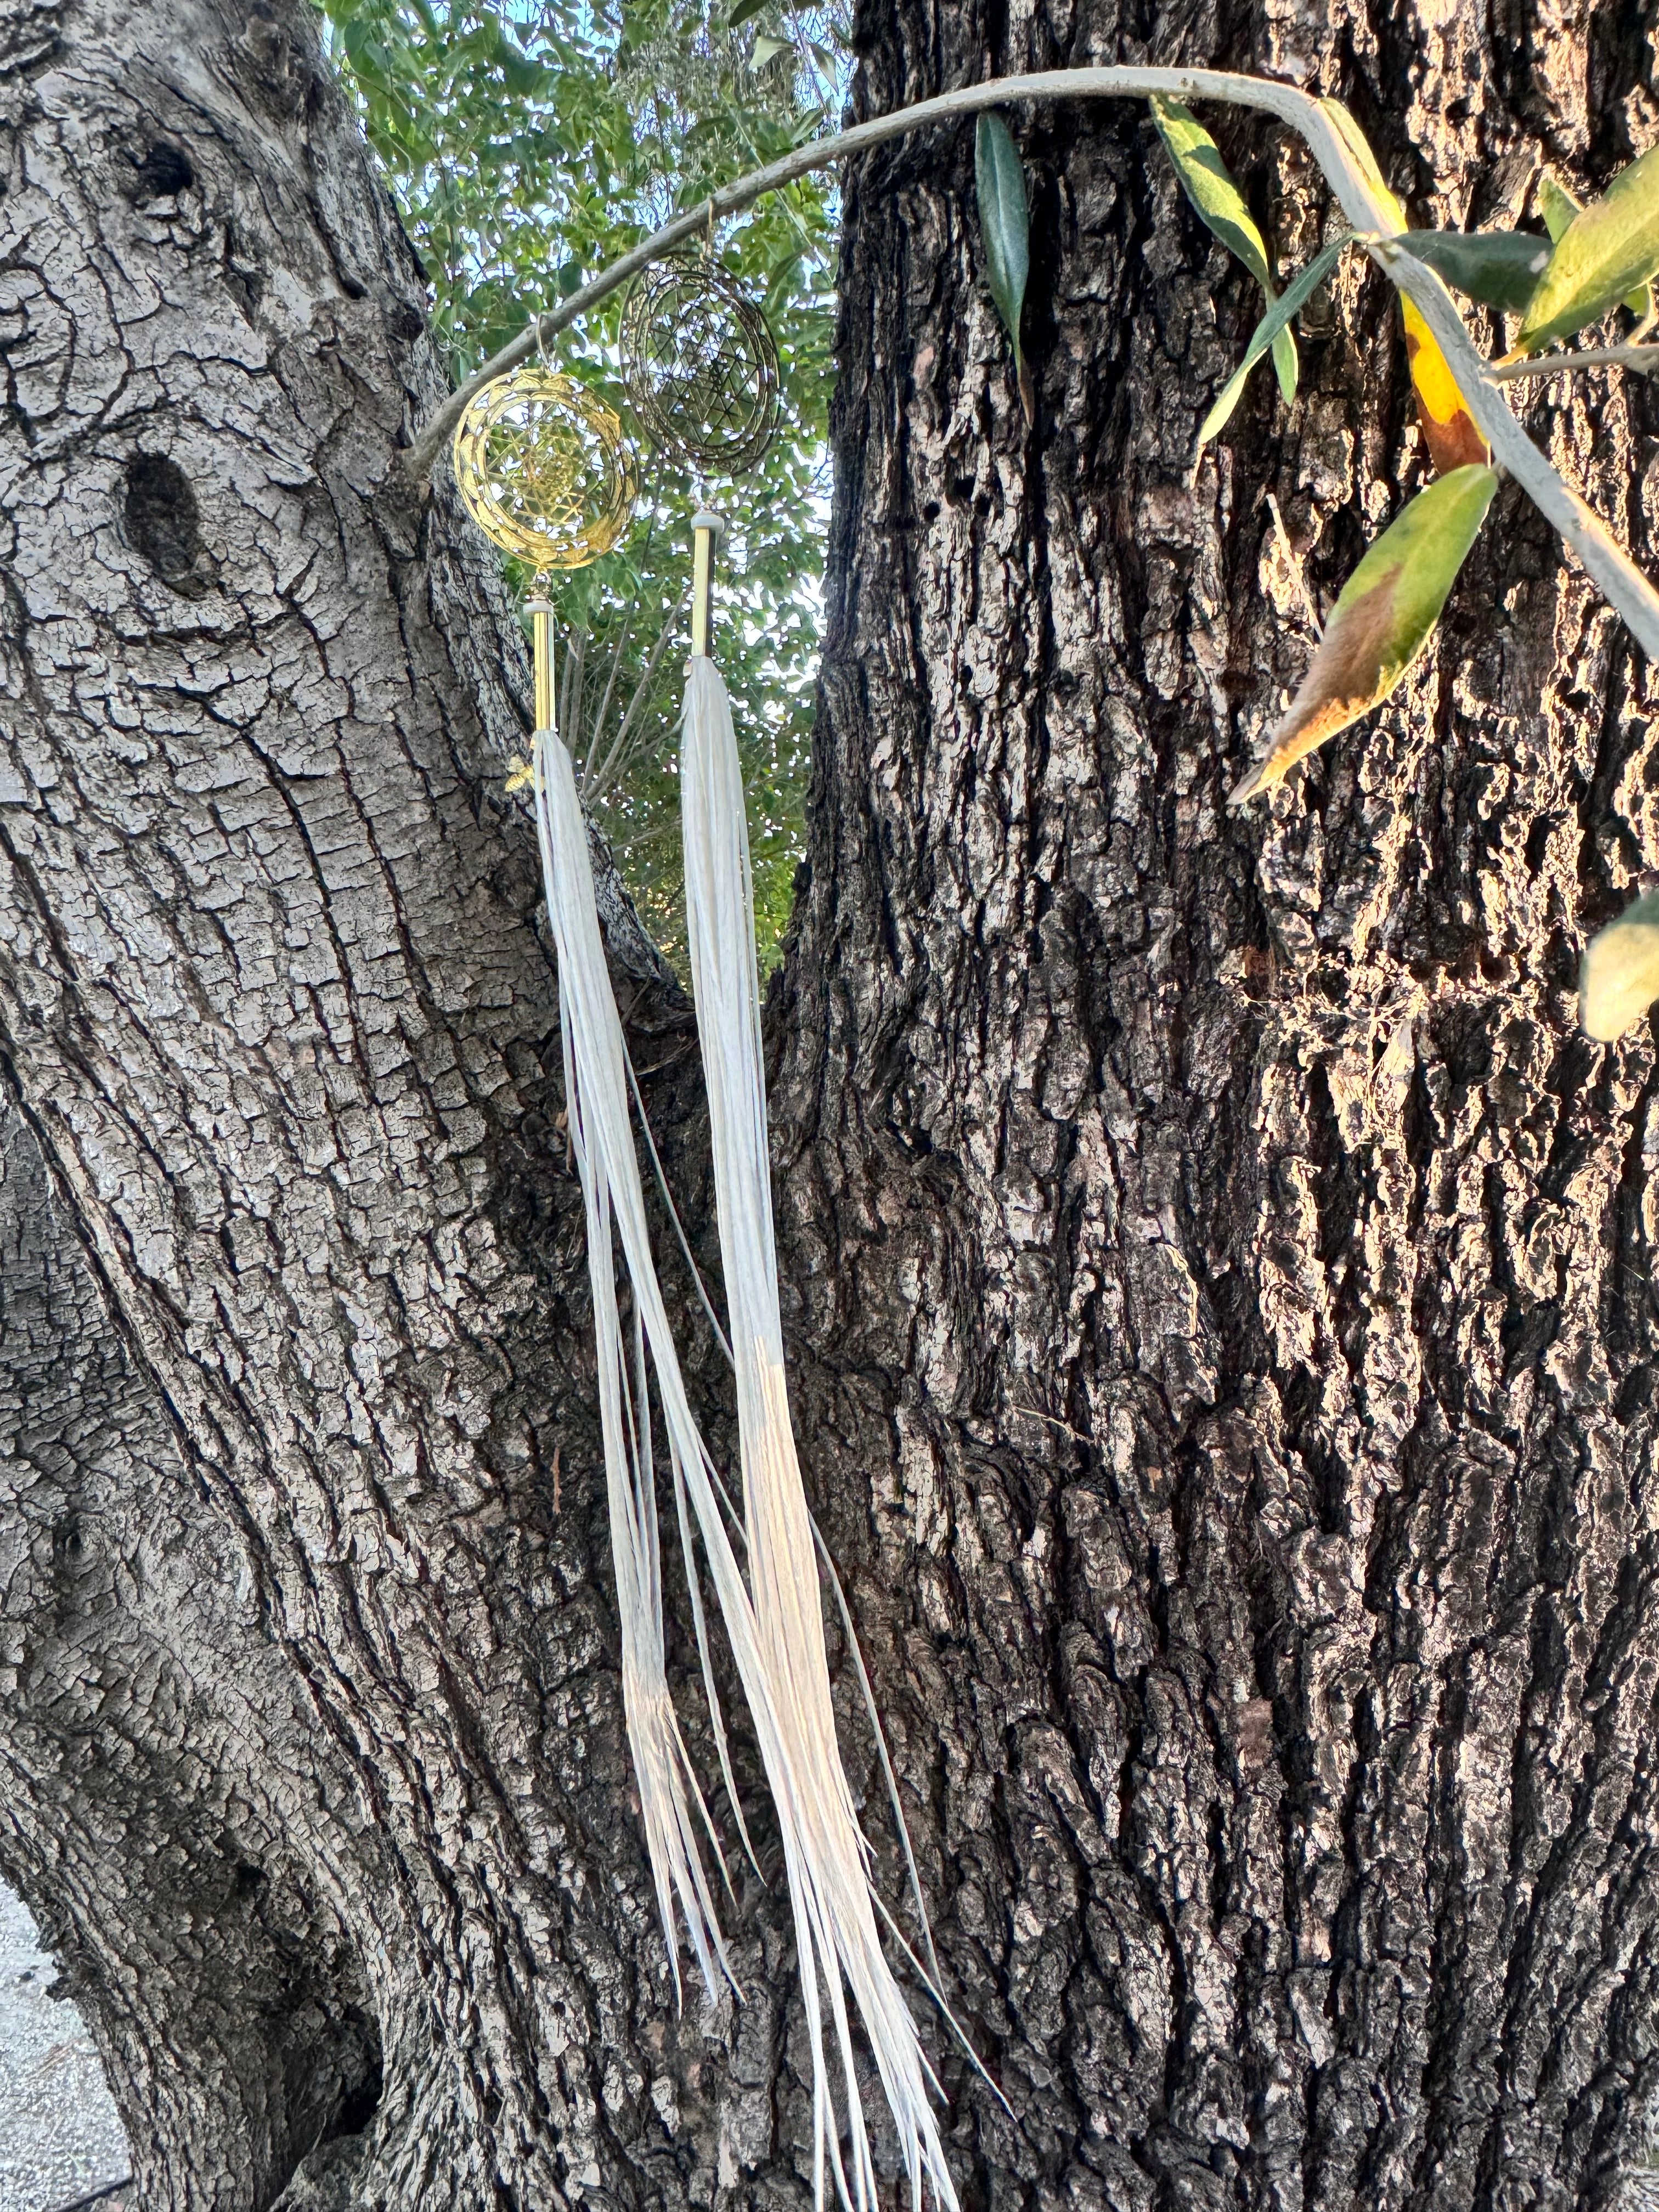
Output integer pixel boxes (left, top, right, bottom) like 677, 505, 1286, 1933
1488, 342, 1659, 381
402, 65, 1659, 662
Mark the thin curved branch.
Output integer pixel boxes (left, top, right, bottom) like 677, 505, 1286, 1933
402, 65, 1659, 661
1489, 341, 1659, 381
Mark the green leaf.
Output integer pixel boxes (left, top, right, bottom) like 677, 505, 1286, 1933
1538, 174, 1579, 245
1539, 172, 1652, 316
1517, 144, 1659, 351
1387, 229, 1553, 313
498, 38, 545, 97
1150, 97, 1295, 403
975, 110, 1030, 405
1229, 463, 1498, 805
1198, 233, 1353, 448
729, 0, 768, 24
1581, 891, 1659, 1040
751, 32, 789, 66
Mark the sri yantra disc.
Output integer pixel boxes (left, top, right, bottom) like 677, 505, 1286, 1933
620, 257, 780, 478
452, 365, 636, 571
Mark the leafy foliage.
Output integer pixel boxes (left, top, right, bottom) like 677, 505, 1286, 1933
1150, 97, 1296, 403
327, 19, 1659, 1039
317, 0, 850, 968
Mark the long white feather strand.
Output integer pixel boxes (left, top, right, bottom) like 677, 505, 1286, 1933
533, 720, 739, 2000
680, 656, 958, 2212
538, 721, 906, 2077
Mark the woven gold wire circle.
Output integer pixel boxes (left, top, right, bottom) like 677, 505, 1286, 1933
452, 365, 636, 570
619, 257, 780, 477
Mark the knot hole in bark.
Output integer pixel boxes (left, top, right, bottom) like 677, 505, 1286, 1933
124, 139, 194, 201
123, 454, 216, 598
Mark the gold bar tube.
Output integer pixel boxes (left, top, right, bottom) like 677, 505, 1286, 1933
531, 602, 554, 732
690, 511, 719, 659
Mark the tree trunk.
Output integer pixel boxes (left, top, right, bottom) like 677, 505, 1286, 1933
3, 0, 1657, 2204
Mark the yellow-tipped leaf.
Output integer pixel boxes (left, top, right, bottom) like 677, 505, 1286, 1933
1230, 463, 1498, 805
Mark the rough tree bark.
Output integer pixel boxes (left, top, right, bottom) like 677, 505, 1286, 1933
2, 0, 1658, 2204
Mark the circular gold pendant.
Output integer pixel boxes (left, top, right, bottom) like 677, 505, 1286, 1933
452, 365, 637, 571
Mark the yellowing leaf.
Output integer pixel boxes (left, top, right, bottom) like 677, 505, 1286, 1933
1517, 144, 1659, 351
1229, 463, 1498, 806
1538, 170, 1652, 317
1579, 892, 1659, 1040
1402, 297, 1489, 471
1318, 99, 1407, 232
1318, 102, 1491, 472
1150, 97, 1296, 403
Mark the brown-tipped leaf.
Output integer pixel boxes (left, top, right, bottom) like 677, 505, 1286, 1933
1229, 464, 1497, 805
1579, 892, 1659, 1041
1401, 297, 1489, 471
1314, 101, 1493, 469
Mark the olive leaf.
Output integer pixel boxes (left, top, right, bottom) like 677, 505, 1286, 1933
1150, 97, 1296, 403
1228, 462, 1498, 806
1198, 233, 1352, 448
975, 110, 1033, 422
1537, 173, 1577, 241
1538, 171, 1652, 318
1318, 98, 1488, 472
1319, 98, 1407, 228
1517, 144, 1659, 352
1387, 229, 1553, 313
1580, 892, 1659, 1041
1400, 297, 1489, 472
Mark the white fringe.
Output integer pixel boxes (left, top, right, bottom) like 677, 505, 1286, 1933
533, 722, 744, 2001
680, 656, 958, 2212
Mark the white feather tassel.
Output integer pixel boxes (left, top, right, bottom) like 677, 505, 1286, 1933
681, 654, 958, 2212
533, 720, 740, 2000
